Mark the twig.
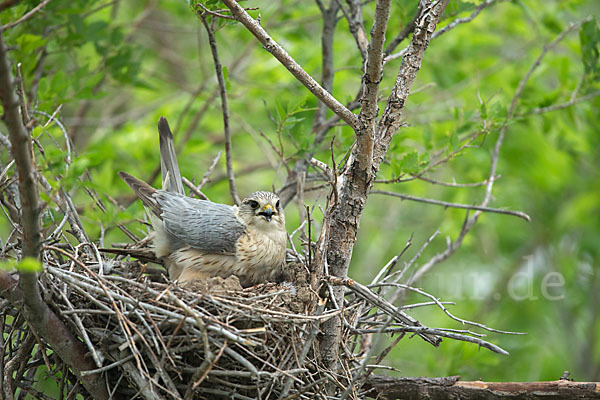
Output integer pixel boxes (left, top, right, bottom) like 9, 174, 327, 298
374, 128, 487, 185
328, 276, 440, 346
200, 16, 241, 205
197, 151, 222, 190
33, 110, 71, 166
45, 265, 260, 346
356, 326, 509, 355
182, 176, 209, 200
56, 287, 105, 367
1, 0, 52, 31
259, 130, 291, 175
80, 354, 136, 377
279, 297, 326, 398
373, 282, 525, 335
338, 0, 368, 60
115, 353, 163, 400
314, 0, 341, 134
383, 4, 421, 56
522, 90, 600, 116
387, 229, 440, 288
197, 3, 236, 20
385, 0, 500, 63
406, 212, 471, 286
371, 189, 531, 221
370, 234, 412, 286
412, 174, 493, 188
401, 301, 455, 310
434, 0, 499, 38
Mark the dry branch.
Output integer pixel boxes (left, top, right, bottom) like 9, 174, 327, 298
200, 16, 241, 206
320, 0, 450, 371
0, 0, 52, 32
371, 189, 531, 221
364, 375, 600, 400
0, 29, 109, 399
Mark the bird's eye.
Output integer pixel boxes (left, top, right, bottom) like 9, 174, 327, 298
275, 200, 280, 209
248, 200, 259, 209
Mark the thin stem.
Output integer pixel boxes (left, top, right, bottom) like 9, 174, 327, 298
201, 16, 241, 205
371, 189, 531, 221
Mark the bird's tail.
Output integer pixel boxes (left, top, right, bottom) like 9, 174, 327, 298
158, 116, 185, 195
118, 171, 162, 217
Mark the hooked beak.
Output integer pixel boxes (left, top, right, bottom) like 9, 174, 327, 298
258, 204, 275, 222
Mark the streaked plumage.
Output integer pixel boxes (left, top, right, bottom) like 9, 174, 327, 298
119, 117, 286, 287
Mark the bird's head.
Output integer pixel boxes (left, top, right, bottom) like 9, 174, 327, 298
238, 191, 285, 230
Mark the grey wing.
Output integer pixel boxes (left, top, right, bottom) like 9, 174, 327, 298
156, 191, 245, 255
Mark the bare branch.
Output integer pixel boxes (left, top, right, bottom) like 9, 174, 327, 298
321, 0, 449, 372
385, 0, 499, 64
0, 29, 109, 399
201, 16, 241, 205
182, 176, 209, 201
197, 3, 236, 20
356, 326, 508, 355
221, 0, 359, 130
376, 0, 450, 157
371, 282, 525, 335
364, 375, 600, 400
371, 189, 531, 221
411, 174, 494, 188
339, 0, 368, 60
328, 276, 440, 346
1, 0, 52, 31
370, 234, 413, 286
312, 0, 339, 130
434, 0, 499, 38
196, 151, 222, 191
383, 4, 421, 56
475, 17, 592, 220
406, 211, 472, 286
384, 230, 439, 288
356, 0, 391, 169
522, 89, 600, 116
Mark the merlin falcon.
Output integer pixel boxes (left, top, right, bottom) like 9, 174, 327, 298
119, 117, 287, 287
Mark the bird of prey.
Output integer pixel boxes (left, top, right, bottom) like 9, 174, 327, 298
119, 117, 287, 287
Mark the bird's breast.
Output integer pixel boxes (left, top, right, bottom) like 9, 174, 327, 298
236, 227, 286, 267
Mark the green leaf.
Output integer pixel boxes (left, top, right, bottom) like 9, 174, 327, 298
580, 19, 600, 83
16, 34, 47, 54
399, 151, 419, 174
449, 130, 459, 152
0, 257, 42, 272
20, 258, 42, 272
222, 65, 231, 91
480, 99, 488, 120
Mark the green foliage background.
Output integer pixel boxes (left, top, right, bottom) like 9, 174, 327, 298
1, 0, 599, 386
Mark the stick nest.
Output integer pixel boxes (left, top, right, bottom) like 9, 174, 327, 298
2, 237, 514, 399
25, 244, 338, 399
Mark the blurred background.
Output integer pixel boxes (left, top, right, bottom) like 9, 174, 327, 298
1, 0, 598, 383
